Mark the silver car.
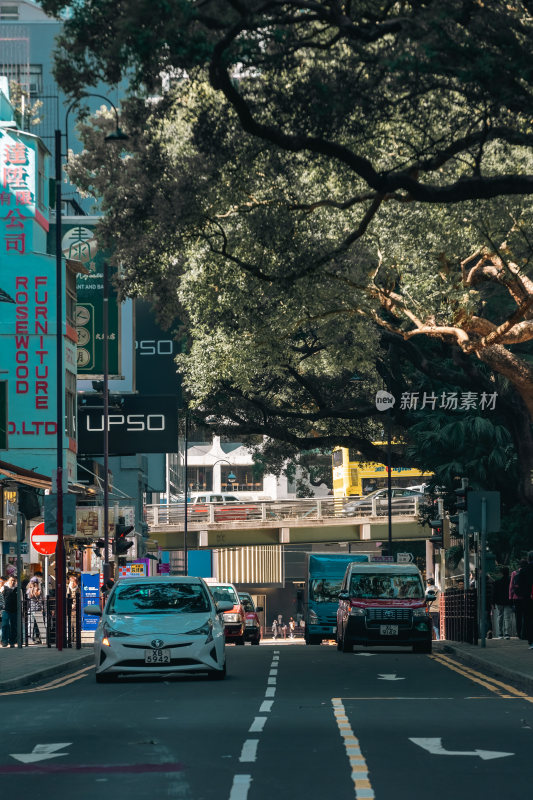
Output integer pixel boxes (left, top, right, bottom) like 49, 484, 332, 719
341, 487, 423, 516
84, 576, 233, 683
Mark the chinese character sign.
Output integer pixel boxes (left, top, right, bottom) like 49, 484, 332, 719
398, 391, 498, 412
47, 219, 120, 377
0, 131, 37, 256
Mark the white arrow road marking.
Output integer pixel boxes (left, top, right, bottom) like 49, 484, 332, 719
409, 738, 514, 760
378, 674, 405, 681
11, 743, 72, 764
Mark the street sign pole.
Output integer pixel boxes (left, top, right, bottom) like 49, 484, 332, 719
480, 497, 487, 648
16, 512, 25, 648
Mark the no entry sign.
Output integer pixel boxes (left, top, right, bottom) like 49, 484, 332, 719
31, 522, 58, 555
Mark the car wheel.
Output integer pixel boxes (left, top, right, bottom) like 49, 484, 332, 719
305, 635, 321, 645
207, 662, 226, 680
413, 641, 432, 654
95, 672, 117, 683
251, 636, 260, 645
235, 636, 245, 645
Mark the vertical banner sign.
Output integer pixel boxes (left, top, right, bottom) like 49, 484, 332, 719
0, 380, 7, 449
0, 123, 68, 478
80, 572, 101, 631
47, 218, 120, 377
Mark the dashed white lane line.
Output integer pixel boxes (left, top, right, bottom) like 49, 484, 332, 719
269, 669, 278, 676
249, 716, 267, 733
239, 740, 259, 763
332, 697, 375, 799
265, 686, 276, 698
267, 677, 277, 685
229, 774, 252, 800
259, 700, 273, 713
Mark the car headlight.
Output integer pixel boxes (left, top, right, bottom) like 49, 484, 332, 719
103, 623, 129, 638
187, 620, 214, 642
349, 607, 365, 616
413, 608, 429, 617
223, 613, 242, 623
309, 610, 318, 624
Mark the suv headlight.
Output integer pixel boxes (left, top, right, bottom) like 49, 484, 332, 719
349, 607, 365, 616
413, 608, 429, 617
309, 610, 318, 624
223, 613, 242, 623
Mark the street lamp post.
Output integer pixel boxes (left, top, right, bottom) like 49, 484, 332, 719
54, 95, 127, 648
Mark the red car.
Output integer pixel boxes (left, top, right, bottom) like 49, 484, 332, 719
188, 493, 258, 521
238, 592, 263, 645
207, 582, 246, 645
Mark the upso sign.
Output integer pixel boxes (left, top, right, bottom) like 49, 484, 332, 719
77, 394, 178, 455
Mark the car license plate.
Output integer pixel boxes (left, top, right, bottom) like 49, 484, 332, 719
144, 648, 171, 664
379, 624, 399, 636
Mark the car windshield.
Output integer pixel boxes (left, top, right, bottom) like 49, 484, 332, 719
107, 582, 211, 615
211, 585, 239, 605
349, 573, 424, 599
239, 595, 254, 612
310, 579, 343, 603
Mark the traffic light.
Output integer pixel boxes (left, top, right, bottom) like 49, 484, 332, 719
454, 478, 471, 512
113, 516, 134, 555
428, 516, 443, 546
451, 478, 470, 537
93, 538, 106, 558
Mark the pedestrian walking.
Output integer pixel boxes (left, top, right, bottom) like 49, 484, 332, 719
26, 576, 43, 644
510, 559, 527, 639
517, 551, 533, 649
271, 619, 278, 640
289, 617, 295, 639
492, 566, 513, 639
1, 575, 18, 647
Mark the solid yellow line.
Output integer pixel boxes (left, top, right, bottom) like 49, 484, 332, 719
332, 698, 375, 799
431, 654, 533, 703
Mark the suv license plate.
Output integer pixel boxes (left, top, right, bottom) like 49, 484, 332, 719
379, 624, 399, 636
144, 648, 171, 664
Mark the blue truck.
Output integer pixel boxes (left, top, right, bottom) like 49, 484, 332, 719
305, 552, 370, 645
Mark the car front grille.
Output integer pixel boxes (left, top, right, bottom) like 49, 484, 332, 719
366, 608, 412, 625
116, 658, 201, 668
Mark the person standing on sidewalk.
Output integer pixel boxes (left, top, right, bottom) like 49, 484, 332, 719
1, 575, 18, 647
492, 566, 513, 639
517, 551, 533, 649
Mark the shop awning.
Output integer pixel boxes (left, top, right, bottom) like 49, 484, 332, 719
0, 459, 51, 490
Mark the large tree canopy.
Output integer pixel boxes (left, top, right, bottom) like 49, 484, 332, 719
43, 0, 533, 506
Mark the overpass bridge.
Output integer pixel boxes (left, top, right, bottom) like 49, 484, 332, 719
144, 497, 430, 550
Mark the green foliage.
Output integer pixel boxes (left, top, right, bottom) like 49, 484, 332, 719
48, 1, 533, 505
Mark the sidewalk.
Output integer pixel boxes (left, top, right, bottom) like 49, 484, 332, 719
0, 644, 94, 692
434, 637, 533, 694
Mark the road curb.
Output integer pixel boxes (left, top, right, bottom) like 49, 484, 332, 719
437, 643, 533, 695
0, 651, 94, 692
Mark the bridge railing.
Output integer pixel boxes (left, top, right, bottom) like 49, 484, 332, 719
144, 496, 421, 527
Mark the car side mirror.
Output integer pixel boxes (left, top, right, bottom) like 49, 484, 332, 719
255, 606, 263, 612
83, 604, 102, 616
338, 592, 349, 600
216, 601, 234, 613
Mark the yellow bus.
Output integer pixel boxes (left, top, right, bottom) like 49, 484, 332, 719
332, 446, 431, 498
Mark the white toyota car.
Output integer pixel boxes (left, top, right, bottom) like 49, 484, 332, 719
84, 576, 232, 683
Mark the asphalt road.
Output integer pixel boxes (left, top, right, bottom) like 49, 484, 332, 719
1, 642, 532, 799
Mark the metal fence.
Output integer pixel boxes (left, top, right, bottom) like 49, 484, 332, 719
440, 588, 478, 644
145, 496, 421, 528
45, 592, 82, 649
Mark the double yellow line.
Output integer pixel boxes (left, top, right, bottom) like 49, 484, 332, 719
0, 665, 93, 697
431, 653, 533, 703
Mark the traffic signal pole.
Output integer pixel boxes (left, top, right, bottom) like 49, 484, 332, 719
480, 497, 487, 648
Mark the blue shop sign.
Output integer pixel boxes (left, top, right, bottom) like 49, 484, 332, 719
81, 572, 101, 631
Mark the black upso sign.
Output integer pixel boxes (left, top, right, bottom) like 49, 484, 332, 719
78, 395, 178, 455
